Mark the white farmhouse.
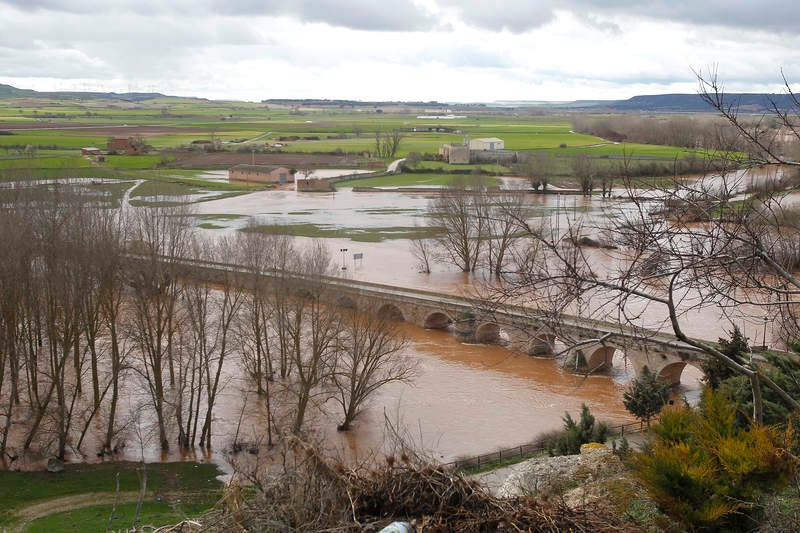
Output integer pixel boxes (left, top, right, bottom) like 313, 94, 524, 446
469, 137, 504, 151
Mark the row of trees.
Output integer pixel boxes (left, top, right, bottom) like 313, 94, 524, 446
571, 113, 748, 152
0, 192, 413, 461
420, 175, 528, 275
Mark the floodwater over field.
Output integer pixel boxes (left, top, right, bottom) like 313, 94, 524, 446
174, 173, 754, 467
194, 167, 784, 344
8, 167, 780, 470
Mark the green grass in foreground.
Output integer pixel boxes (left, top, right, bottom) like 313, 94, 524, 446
0, 461, 222, 527
335, 173, 499, 188
244, 223, 443, 242
27, 501, 211, 533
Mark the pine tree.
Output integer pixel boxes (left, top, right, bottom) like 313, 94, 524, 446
623, 366, 671, 427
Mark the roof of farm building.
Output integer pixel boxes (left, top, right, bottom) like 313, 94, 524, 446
230, 164, 287, 173
473, 137, 504, 142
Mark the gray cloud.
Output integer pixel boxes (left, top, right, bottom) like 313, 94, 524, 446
0, 0, 436, 31
436, 0, 800, 33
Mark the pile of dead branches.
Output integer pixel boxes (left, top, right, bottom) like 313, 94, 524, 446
188, 439, 639, 532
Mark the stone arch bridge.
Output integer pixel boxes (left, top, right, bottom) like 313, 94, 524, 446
164, 255, 709, 385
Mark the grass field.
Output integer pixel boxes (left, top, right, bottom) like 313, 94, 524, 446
0, 97, 733, 186
27, 501, 211, 533
0, 461, 223, 529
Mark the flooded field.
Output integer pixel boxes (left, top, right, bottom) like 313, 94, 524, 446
8, 167, 780, 471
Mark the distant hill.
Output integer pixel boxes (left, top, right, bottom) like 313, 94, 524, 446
0, 83, 170, 102
561, 93, 796, 113
0, 83, 795, 113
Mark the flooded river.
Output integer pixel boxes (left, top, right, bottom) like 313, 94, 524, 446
9, 167, 779, 470
185, 174, 739, 467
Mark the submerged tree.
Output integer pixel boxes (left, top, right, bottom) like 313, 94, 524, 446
332, 307, 413, 431
427, 175, 489, 273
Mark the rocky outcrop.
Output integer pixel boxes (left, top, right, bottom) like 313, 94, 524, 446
498, 443, 626, 501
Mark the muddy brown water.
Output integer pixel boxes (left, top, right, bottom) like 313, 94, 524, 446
18, 170, 786, 471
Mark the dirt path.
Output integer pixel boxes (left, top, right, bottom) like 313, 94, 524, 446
10, 491, 147, 532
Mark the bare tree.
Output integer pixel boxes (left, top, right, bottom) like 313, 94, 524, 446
482, 189, 527, 277
515, 153, 554, 190
495, 168, 800, 423
409, 235, 435, 274
261, 241, 342, 435
374, 130, 404, 159
572, 154, 596, 196
331, 307, 412, 431
126, 204, 193, 451
696, 68, 800, 167
427, 175, 489, 272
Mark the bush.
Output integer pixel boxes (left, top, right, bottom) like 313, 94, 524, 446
634, 389, 796, 531
623, 365, 670, 426
548, 404, 609, 456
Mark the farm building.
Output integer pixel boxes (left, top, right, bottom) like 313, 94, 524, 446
469, 137, 504, 151
81, 147, 102, 156
107, 137, 146, 155
296, 178, 334, 192
439, 143, 470, 164
229, 164, 292, 184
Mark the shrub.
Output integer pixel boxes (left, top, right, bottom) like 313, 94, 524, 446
634, 389, 796, 531
548, 404, 609, 456
623, 365, 670, 426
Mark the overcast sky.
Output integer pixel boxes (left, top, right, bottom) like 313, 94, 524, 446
1, 0, 798, 103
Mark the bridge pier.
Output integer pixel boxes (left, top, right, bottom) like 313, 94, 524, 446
453, 316, 476, 343
506, 329, 556, 356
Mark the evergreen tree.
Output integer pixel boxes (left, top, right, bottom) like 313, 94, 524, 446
703, 326, 749, 390
549, 404, 609, 455
623, 366, 671, 427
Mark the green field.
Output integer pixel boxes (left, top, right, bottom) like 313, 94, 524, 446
27, 501, 211, 533
0, 461, 223, 529
0, 96, 735, 192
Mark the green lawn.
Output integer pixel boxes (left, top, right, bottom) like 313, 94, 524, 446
0, 155, 91, 169
27, 501, 211, 533
0, 461, 223, 528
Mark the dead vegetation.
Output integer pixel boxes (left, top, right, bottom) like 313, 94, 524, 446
181, 438, 640, 532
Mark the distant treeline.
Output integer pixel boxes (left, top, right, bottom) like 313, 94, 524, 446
571, 114, 749, 151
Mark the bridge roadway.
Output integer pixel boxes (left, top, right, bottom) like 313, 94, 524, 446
157, 254, 708, 385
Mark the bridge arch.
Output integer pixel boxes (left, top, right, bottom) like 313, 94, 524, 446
586, 346, 615, 372
656, 361, 705, 387
526, 334, 556, 356
424, 311, 451, 329
475, 322, 503, 345
377, 303, 405, 322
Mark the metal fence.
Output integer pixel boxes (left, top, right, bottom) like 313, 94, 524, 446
443, 420, 642, 471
